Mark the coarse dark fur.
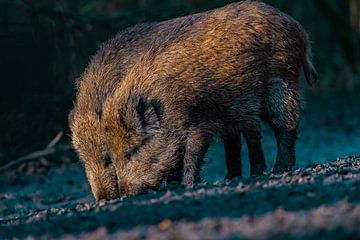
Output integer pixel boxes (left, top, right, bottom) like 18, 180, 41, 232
70, 1, 318, 200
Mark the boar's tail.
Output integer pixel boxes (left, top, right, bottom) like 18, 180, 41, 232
303, 50, 318, 87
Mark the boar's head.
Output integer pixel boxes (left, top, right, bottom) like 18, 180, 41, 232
102, 93, 182, 197
69, 108, 120, 201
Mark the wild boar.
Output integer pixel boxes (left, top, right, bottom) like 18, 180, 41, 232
69, 23, 164, 200
70, 1, 318, 200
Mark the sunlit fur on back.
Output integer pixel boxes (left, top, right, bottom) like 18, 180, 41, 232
70, 1, 317, 200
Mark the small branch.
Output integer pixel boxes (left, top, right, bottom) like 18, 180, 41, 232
0, 145, 72, 173
0, 131, 70, 173
47, 131, 63, 149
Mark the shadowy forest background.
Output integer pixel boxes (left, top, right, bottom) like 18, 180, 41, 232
0, 0, 359, 166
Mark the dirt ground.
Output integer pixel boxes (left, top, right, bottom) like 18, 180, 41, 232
1, 92, 360, 239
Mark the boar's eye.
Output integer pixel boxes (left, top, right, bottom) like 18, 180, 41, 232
103, 154, 112, 168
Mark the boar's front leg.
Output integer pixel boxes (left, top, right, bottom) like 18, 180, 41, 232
166, 162, 183, 189
223, 133, 242, 180
183, 129, 211, 188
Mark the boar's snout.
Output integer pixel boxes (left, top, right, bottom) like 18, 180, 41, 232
94, 191, 111, 202
86, 165, 120, 202
92, 181, 120, 201
93, 186, 120, 202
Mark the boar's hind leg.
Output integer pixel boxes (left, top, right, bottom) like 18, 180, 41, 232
183, 129, 211, 188
223, 133, 242, 180
243, 126, 266, 176
265, 78, 299, 174
272, 128, 297, 174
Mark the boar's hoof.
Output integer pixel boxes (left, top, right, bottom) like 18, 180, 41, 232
224, 172, 242, 181
250, 164, 266, 176
272, 162, 293, 174
167, 180, 181, 190
183, 176, 199, 189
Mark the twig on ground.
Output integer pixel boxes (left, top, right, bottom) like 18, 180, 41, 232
0, 145, 72, 173
47, 131, 63, 149
0, 131, 73, 173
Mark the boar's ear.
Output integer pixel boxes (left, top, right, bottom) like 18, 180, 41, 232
127, 94, 163, 132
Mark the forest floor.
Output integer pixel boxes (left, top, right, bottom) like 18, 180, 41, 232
1, 92, 360, 239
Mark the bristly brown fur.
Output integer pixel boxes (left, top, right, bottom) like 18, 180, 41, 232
70, 1, 317, 200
